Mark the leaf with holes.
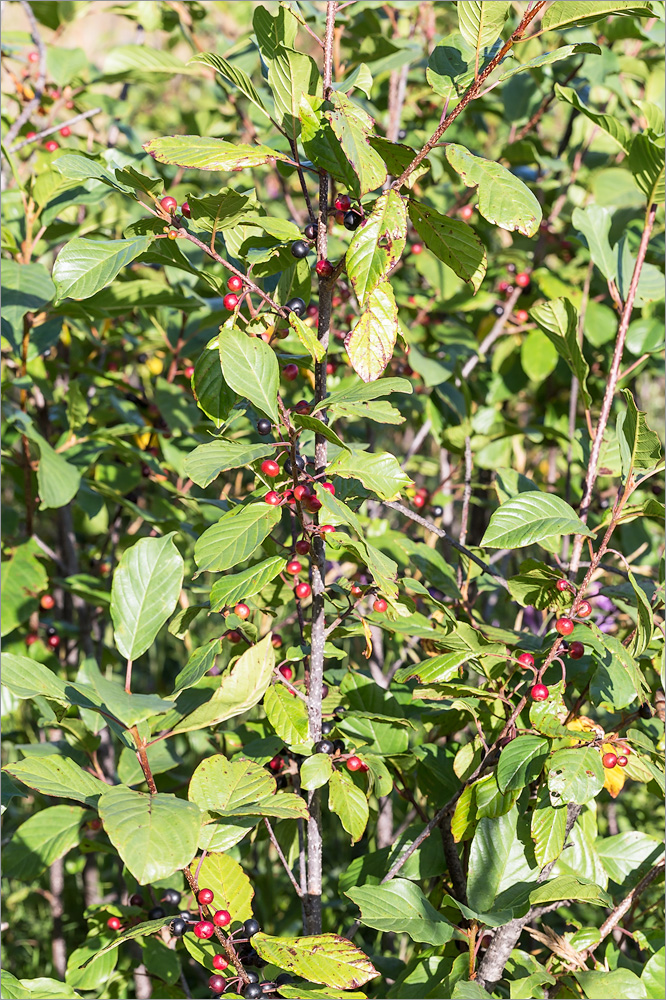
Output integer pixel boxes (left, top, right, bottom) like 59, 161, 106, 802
345, 281, 398, 383
445, 144, 542, 237
253, 932, 379, 989
189, 851, 254, 923
547, 747, 605, 805
481, 491, 594, 549
143, 136, 290, 170
218, 325, 280, 423
345, 191, 406, 304
408, 201, 486, 291
327, 93, 387, 197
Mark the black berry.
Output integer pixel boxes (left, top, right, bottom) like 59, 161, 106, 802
321, 684, 329, 699
284, 455, 305, 475
209, 974, 226, 994
276, 974, 294, 986
148, 906, 165, 920
137, 353, 148, 363
397, 128, 407, 140
431, 505, 443, 517
304, 222, 318, 241
314, 739, 335, 755
333, 739, 345, 753
343, 211, 362, 231
291, 240, 309, 259
244, 918, 260, 937
171, 918, 187, 937
257, 418, 271, 436
46, 625, 57, 637
286, 297, 306, 317
179, 911, 191, 922
243, 986, 263, 1000
246, 971, 260, 983
639, 702, 653, 719
163, 888, 181, 906
129, 894, 144, 907
321, 721, 333, 735
492, 304, 504, 317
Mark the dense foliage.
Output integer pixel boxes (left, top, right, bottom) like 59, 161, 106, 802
1, 2, 665, 999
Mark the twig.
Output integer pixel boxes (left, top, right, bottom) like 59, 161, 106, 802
183, 866, 249, 982
581, 857, 665, 960
263, 819, 303, 897
564, 260, 593, 511
460, 286, 522, 380
3, 1, 46, 150
8, 108, 102, 153
459, 436, 473, 549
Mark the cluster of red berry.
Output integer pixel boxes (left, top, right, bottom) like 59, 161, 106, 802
24, 593, 60, 650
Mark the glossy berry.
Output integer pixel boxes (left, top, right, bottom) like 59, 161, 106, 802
181, 201, 191, 217
413, 494, 426, 508
25, 131, 37, 140
40, 593, 55, 610
351, 583, 362, 597
295, 539, 310, 555
25, 632, 38, 646
209, 974, 226, 994
321, 482, 335, 495
44, 140, 59, 152
492, 304, 504, 317
555, 617, 574, 636
198, 888, 215, 905
411, 243, 423, 255
243, 986, 263, 1000
28, 50, 39, 63
194, 920, 215, 939
163, 888, 181, 906
577, 600, 592, 618
257, 418, 272, 436
47, 634, 60, 649
271, 635, 282, 648
569, 641, 585, 659
602, 752, 618, 769
224, 293, 240, 311
279, 665, 293, 681
226, 630, 242, 643
321, 720, 333, 735
639, 702, 653, 719
314, 739, 335, 755
332, 738, 345, 752
295, 582, 311, 600
283, 363, 299, 381
244, 918, 260, 937
224, 274, 242, 293
213, 909, 231, 927
291, 240, 310, 259
148, 906, 165, 920
431, 505, 443, 517
320, 523, 335, 533
294, 400, 311, 414
373, 598, 388, 613
284, 455, 306, 474
286, 297, 306, 317
212, 954, 229, 970
293, 485, 310, 501
59, 125, 71, 137
268, 756, 282, 771
245, 972, 260, 983
265, 491, 281, 506
129, 893, 144, 907
460, 204, 474, 221
517, 652, 534, 668
515, 271, 530, 288
160, 196, 177, 213
234, 603, 250, 620
617, 755, 628, 767
335, 194, 351, 211
184, 365, 195, 378
531, 684, 549, 701
286, 560, 302, 576
515, 309, 529, 323
170, 918, 187, 937
316, 259, 334, 277
347, 756, 363, 772
556, 579, 569, 592
179, 911, 192, 922
107, 916, 122, 931
304, 222, 318, 240
261, 459, 280, 477
343, 210, 363, 231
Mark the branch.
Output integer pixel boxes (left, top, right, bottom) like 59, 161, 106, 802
263, 818, 303, 897
3, 1, 47, 150
581, 857, 665, 960
183, 866, 249, 983
460, 285, 522, 380
8, 107, 102, 153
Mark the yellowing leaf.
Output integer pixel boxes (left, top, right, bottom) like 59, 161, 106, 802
253, 932, 379, 989
345, 281, 398, 383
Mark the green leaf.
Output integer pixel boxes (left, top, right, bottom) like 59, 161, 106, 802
192, 338, 237, 426
345, 191, 406, 305
627, 570, 654, 658
188, 851, 254, 923
253, 932, 379, 990
327, 445, 413, 501
531, 787, 567, 866
264, 684, 310, 746
184, 441, 275, 489
346, 281, 398, 383
345, 879, 460, 945
496, 735, 550, 793
1, 653, 66, 702
507, 559, 572, 612
642, 948, 665, 1000
530, 874, 612, 907
98, 785, 201, 884
574, 969, 647, 1000
210, 556, 287, 610
289, 312, 325, 362
327, 93, 387, 196
452, 983, 493, 1000
78, 917, 173, 965
66, 935, 118, 991
52, 237, 154, 302
173, 640, 221, 694
427, 32, 475, 102
555, 85, 632, 151
0, 540, 48, 636
299, 95, 359, 196
458, 2, 511, 57
268, 46, 320, 134
628, 133, 665, 205
393, 651, 468, 684
543, 2, 654, 32
299, 753, 334, 791
189, 52, 272, 122
111, 533, 184, 660
3, 755, 105, 806
194, 503, 282, 574
548, 747, 605, 805
316, 376, 412, 414
616, 388, 662, 481
1, 260, 54, 348
218, 325, 280, 423
445, 144, 542, 237
482, 490, 594, 549
467, 807, 537, 913
369, 136, 431, 190
408, 201, 486, 292
499, 43, 601, 81
293, 413, 351, 451
20, 424, 81, 510
529, 298, 592, 408
186, 188, 254, 234
189, 756, 273, 813
143, 135, 290, 170
103, 44, 201, 76
572, 205, 616, 281
521, 329, 559, 383
329, 770, 369, 844
4, 805, 87, 881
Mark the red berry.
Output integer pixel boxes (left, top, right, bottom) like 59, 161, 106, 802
65, 100, 74, 109
107, 917, 122, 931
602, 752, 618, 769
194, 920, 215, 938
335, 210, 346, 225
517, 652, 534, 668
271, 635, 282, 648
294, 400, 311, 414
326, 361, 336, 375
515, 309, 529, 323
531, 684, 549, 701
555, 617, 574, 636
351, 584, 362, 597
40, 594, 55, 610
616, 755, 628, 767
198, 888, 214, 905
286, 560, 302, 576
47, 634, 60, 649
335, 194, 351, 212
160, 196, 177, 213
320, 482, 335, 495
569, 641, 585, 659
515, 271, 530, 288
577, 600, 592, 618
556, 579, 569, 592
25, 131, 37, 139
295, 582, 311, 600
411, 243, 423, 255
59, 125, 71, 137
181, 201, 191, 217
373, 598, 388, 613
293, 485, 310, 501
307, 304, 319, 318
209, 975, 226, 994
261, 459, 280, 477
212, 955, 229, 971
316, 259, 334, 277
28, 51, 39, 63
416, 487, 428, 497
226, 630, 241, 643
268, 755, 283, 771
184, 365, 195, 379
320, 524, 335, 533
234, 603, 250, 620
223, 293, 239, 310
413, 494, 426, 508
360, 761, 370, 772
265, 491, 281, 505
305, 496, 322, 512
279, 665, 293, 681
212, 909, 231, 927
44, 140, 59, 152
227, 274, 243, 292
460, 204, 474, 221
25, 633, 39, 646
346, 756, 362, 772
295, 539, 310, 555
283, 364, 299, 381
498, 280, 509, 293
